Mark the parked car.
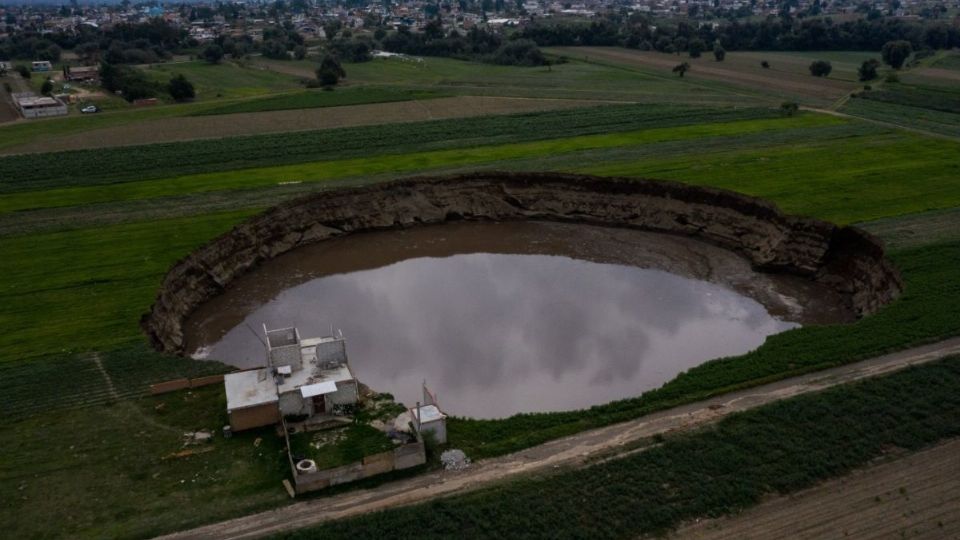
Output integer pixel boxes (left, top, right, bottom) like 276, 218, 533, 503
80, 104, 99, 114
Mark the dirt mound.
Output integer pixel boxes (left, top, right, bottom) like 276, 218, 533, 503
142, 172, 902, 353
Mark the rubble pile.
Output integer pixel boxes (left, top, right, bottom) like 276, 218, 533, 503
440, 449, 471, 471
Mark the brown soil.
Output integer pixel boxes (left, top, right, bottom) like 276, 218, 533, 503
671, 438, 960, 540
912, 67, 960, 83
0, 96, 597, 154
142, 172, 903, 355
555, 47, 856, 102
156, 336, 960, 540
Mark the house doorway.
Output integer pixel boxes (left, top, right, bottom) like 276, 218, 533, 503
312, 394, 326, 414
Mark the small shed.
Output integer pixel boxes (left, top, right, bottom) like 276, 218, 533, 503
411, 404, 448, 444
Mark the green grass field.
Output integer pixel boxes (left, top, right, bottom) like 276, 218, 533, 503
191, 87, 448, 116
2, 47, 960, 539
141, 60, 305, 101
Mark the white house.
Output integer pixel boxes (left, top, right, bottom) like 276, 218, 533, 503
224, 326, 360, 432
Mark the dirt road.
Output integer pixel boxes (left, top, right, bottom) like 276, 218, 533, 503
157, 337, 960, 540
672, 438, 960, 539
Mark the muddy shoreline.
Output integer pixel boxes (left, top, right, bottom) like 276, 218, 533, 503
142, 172, 903, 354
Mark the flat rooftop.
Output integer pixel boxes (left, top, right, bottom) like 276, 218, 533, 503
225, 368, 278, 411
411, 404, 446, 423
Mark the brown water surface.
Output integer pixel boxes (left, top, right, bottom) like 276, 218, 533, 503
185, 221, 852, 418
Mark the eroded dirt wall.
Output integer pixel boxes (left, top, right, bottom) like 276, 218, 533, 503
142, 172, 903, 353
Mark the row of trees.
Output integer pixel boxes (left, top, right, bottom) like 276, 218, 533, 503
520, 15, 960, 54
379, 23, 547, 66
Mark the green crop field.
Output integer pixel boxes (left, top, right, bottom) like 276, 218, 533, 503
191, 87, 448, 116
2, 47, 960, 539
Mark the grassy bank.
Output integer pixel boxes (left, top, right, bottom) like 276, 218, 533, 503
279, 356, 960, 539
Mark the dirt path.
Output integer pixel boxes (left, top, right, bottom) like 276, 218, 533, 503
671, 438, 960, 539
801, 106, 960, 143
157, 337, 960, 540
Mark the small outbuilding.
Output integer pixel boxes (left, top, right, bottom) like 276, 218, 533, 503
410, 383, 448, 444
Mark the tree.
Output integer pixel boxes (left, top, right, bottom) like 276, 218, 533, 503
316, 54, 345, 87
858, 59, 880, 81
672, 62, 690, 77
809, 59, 832, 77
293, 45, 307, 60
16, 65, 31, 79
40, 78, 53, 95
167, 74, 195, 102
261, 39, 289, 60
881, 40, 912, 69
780, 101, 799, 116
688, 38, 705, 58
202, 44, 224, 64
713, 42, 726, 62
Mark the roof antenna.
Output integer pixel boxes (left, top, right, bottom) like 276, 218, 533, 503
245, 322, 269, 349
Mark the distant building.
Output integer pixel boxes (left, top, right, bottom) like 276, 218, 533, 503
12, 92, 67, 119
224, 327, 360, 432
64, 65, 98, 82
31, 60, 52, 72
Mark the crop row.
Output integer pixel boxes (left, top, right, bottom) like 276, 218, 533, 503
842, 97, 960, 138
0, 104, 777, 193
0, 343, 230, 421
285, 356, 960, 539
191, 87, 448, 117
854, 83, 960, 114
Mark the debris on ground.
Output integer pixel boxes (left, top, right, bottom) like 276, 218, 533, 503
163, 447, 215, 460
440, 449, 471, 471
183, 430, 213, 445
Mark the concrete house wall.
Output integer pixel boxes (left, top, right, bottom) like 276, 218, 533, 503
420, 418, 447, 444
229, 403, 280, 431
279, 390, 312, 416
325, 380, 359, 410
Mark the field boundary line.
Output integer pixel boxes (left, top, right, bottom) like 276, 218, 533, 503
90, 352, 119, 402
156, 336, 960, 540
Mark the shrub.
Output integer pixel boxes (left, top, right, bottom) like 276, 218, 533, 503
167, 74, 195, 102
780, 101, 799, 116
202, 44, 224, 64
713, 42, 726, 62
809, 60, 832, 77
858, 59, 880, 81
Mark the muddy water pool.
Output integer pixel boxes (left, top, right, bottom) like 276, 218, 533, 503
185, 221, 851, 418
